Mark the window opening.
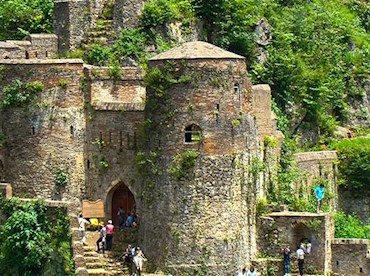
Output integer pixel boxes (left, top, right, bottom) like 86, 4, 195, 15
87, 160, 90, 169
45, 51, 48, 57
25, 51, 29, 59
99, 131, 103, 141
109, 131, 112, 144
32, 126, 35, 135
184, 124, 202, 143
360, 267, 363, 273
70, 126, 74, 136
234, 83, 241, 102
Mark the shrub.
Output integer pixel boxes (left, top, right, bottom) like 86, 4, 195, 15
334, 212, 370, 239
168, 150, 200, 179
86, 45, 112, 66
1, 80, 43, 108
0, 198, 74, 275
330, 138, 370, 190
55, 168, 68, 186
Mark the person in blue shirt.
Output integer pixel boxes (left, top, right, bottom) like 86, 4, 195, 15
124, 212, 134, 227
314, 183, 325, 213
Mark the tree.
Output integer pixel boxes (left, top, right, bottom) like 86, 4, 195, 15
0, 0, 54, 40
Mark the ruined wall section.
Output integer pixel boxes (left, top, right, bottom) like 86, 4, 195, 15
331, 239, 370, 275
338, 187, 370, 223
0, 34, 58, 59
140, 58, 261, 275
83, 66, 145, 216
0, 59, 85, 203
251, 84, 284, 199
54, 0, 106, 51
293, 150, 338, 210
113, 0, 147, 31
256, 213, 334, 274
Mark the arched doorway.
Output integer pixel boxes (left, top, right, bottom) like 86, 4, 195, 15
111, 183, 136, 226
292, 222, 312, 249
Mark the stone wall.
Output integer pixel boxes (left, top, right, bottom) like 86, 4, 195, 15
294, 150, 338, 210
83, 66, 145, 219
113, 0, 147, 31
338, 187, 370, 223
331, 239, 370, 275
138, 57, 263, 275
256, 212, 334, 274
0, 34, 58, 59
0, 59, 85, 203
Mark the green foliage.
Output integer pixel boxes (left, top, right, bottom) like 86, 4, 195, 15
113, 28, 149, 63
55, 168, 68, 186
0, 0, 54, 40
256, 197, 269, 216
168, 150, 200, 179
0, 198, 74, 275
1, 80, 43, 108
330, 138, 370, 190
140, 0, 178, 29
99, 158, 109, 169
334, 212, 370, 239
86, 45, 112, 66
59, 79, 70, 88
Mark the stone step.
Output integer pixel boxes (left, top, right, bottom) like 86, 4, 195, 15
86, 268, 109, 275
86, 262, 105, 269
84, 256, 102, 263
84, 245, 97, 251
84, 251, 99, 257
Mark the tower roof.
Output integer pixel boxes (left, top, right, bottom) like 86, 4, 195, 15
150, 41, 245, 61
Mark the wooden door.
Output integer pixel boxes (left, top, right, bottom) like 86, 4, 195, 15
111, 184, 135, 226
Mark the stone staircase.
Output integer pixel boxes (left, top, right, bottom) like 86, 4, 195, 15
81, 0, 117, 51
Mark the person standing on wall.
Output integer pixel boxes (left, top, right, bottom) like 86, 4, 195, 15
314, 183, 325, 213
296, 245, 305, 276
105, 219, 114, 251
282, 246, 291, 276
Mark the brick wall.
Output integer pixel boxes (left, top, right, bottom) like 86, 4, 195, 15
331, 239, 370, 275
0, 59, 85, 203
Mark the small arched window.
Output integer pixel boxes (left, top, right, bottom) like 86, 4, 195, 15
184, 124, 202, 143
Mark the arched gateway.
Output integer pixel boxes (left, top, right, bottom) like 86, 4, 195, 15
106, 181, 135, 226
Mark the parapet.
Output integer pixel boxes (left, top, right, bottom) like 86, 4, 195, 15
0, 34, 58, 59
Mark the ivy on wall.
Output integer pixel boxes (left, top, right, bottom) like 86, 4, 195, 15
0, 198, 74, 275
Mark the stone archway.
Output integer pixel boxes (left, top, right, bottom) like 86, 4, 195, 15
292, 222, 312, 249
106, 181, 136, 226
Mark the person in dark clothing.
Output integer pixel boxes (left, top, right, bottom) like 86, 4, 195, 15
117, 206, 125, 228
282, 246, 291, 276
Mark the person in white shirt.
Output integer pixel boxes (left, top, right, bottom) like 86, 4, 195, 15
247, 266, 257, 276
78, 213, 90, 245
296, 246, 305, 276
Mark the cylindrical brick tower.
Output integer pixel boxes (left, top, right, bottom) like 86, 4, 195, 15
138, 41, 261, 275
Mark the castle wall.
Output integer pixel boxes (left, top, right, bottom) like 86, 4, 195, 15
294, 150, 338, 210
113, 0, 147, 31
331, 239, 370, 275
139, 58, 261, 275
83, 66, 145, 219
54, 0, 107, 51
257, 212, 334, 274
0, 59, 85, 203
338, 187, 370, 223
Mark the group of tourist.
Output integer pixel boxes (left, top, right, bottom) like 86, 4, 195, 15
96, 219, 115, 253
282, 240, 312, 276
121, 244, 147, 275
117, 206, 140, 228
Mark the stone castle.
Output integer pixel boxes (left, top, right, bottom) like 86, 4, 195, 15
0, 1, 369, 275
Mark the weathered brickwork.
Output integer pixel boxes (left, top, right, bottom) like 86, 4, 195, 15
0, 59, 85, 203
338, 187, 370, 223
257, 212, 334, 274
331, 239, 370, 275
0, 34, 58, 59
294, 150, 338, 210
2, 40, 366, 275
136, 44, 268, 275
113, 0, 147, 31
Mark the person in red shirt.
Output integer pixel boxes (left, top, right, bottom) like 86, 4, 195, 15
105, 220, 114, 251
